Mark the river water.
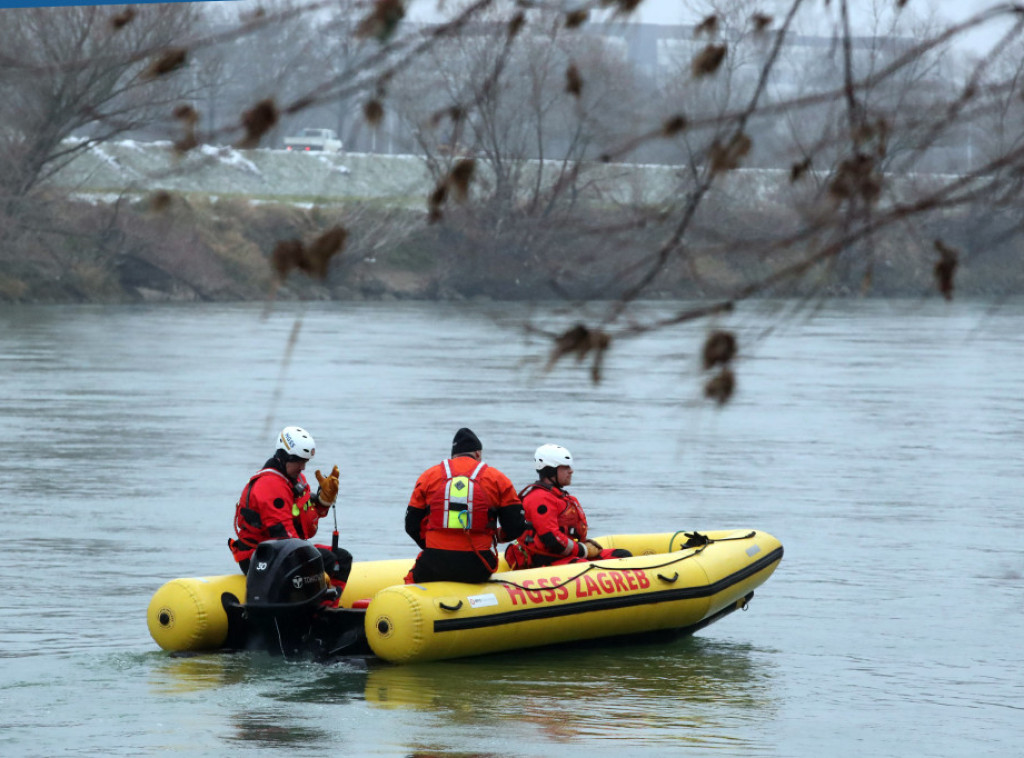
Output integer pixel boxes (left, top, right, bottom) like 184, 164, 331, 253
1, 299, 1021, 757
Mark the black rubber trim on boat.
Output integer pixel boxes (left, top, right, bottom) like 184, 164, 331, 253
433, 546, 783, 633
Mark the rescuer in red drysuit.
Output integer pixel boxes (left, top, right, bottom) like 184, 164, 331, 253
404, 427, 526, 584
229, 426, 352, 595
504, 444, 632, 570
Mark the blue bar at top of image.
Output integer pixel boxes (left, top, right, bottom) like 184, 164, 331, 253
0, 0, 225, 8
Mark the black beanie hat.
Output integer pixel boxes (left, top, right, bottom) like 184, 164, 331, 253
451, 427, 482, 456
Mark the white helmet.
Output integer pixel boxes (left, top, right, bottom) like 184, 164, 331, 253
277, 426, 316, 460
534, 443, 572, 471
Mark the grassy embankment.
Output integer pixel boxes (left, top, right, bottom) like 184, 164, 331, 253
1, 146, 1017, 304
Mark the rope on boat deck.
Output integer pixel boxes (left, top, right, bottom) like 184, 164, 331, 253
667, 529, 757, 552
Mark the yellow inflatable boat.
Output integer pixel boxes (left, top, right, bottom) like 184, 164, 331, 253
147, 529, 783, 663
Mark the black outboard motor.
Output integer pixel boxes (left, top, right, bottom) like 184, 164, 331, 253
244, 538, 333, 656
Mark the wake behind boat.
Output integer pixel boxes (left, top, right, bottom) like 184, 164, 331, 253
147, 529, 783, 664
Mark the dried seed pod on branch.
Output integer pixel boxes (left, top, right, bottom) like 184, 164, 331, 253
546, 324, 612, 384
704, 368, 736, 406
237, 98, 278, 149
356, 0, 406, 42
934, 240, 959, 301
701, 331, 738, 406
271, 227, 347, 282
692, 43, 727, 77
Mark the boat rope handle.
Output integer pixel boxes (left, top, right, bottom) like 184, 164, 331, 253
656, 571, 679, 583
438, 600, 463, 612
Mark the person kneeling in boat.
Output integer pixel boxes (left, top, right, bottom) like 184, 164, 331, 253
505, 444, 632, 570
228, 426, 352, 596
404, 427, 526, 584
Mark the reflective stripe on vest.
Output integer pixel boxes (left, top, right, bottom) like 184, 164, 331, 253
441, 459, 486, 530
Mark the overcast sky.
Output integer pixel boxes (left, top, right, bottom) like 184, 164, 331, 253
406, 0, 1013, 53
629, 0, 996, 26
643, 0, 1011, 52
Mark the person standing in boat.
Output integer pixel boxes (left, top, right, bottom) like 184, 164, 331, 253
228, 426, 352, 589
404, 427, 526, 583
504, 444, 632, 570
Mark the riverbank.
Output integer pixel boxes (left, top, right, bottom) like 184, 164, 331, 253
1, 141, 1018, 303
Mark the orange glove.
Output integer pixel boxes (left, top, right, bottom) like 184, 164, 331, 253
315, 465, 340, 506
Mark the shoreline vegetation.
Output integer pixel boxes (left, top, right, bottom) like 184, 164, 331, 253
2, 144, 1019, 305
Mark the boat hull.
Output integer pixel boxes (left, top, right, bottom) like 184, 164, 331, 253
146, 530, 783, 661
365, 529, 782, 663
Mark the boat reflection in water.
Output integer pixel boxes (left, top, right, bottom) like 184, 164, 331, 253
363, 636, 776, 744
149, 634, 775, 752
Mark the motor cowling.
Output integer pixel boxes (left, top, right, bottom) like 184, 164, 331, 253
246, 538, 330, 612
241, 539, 332, 656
